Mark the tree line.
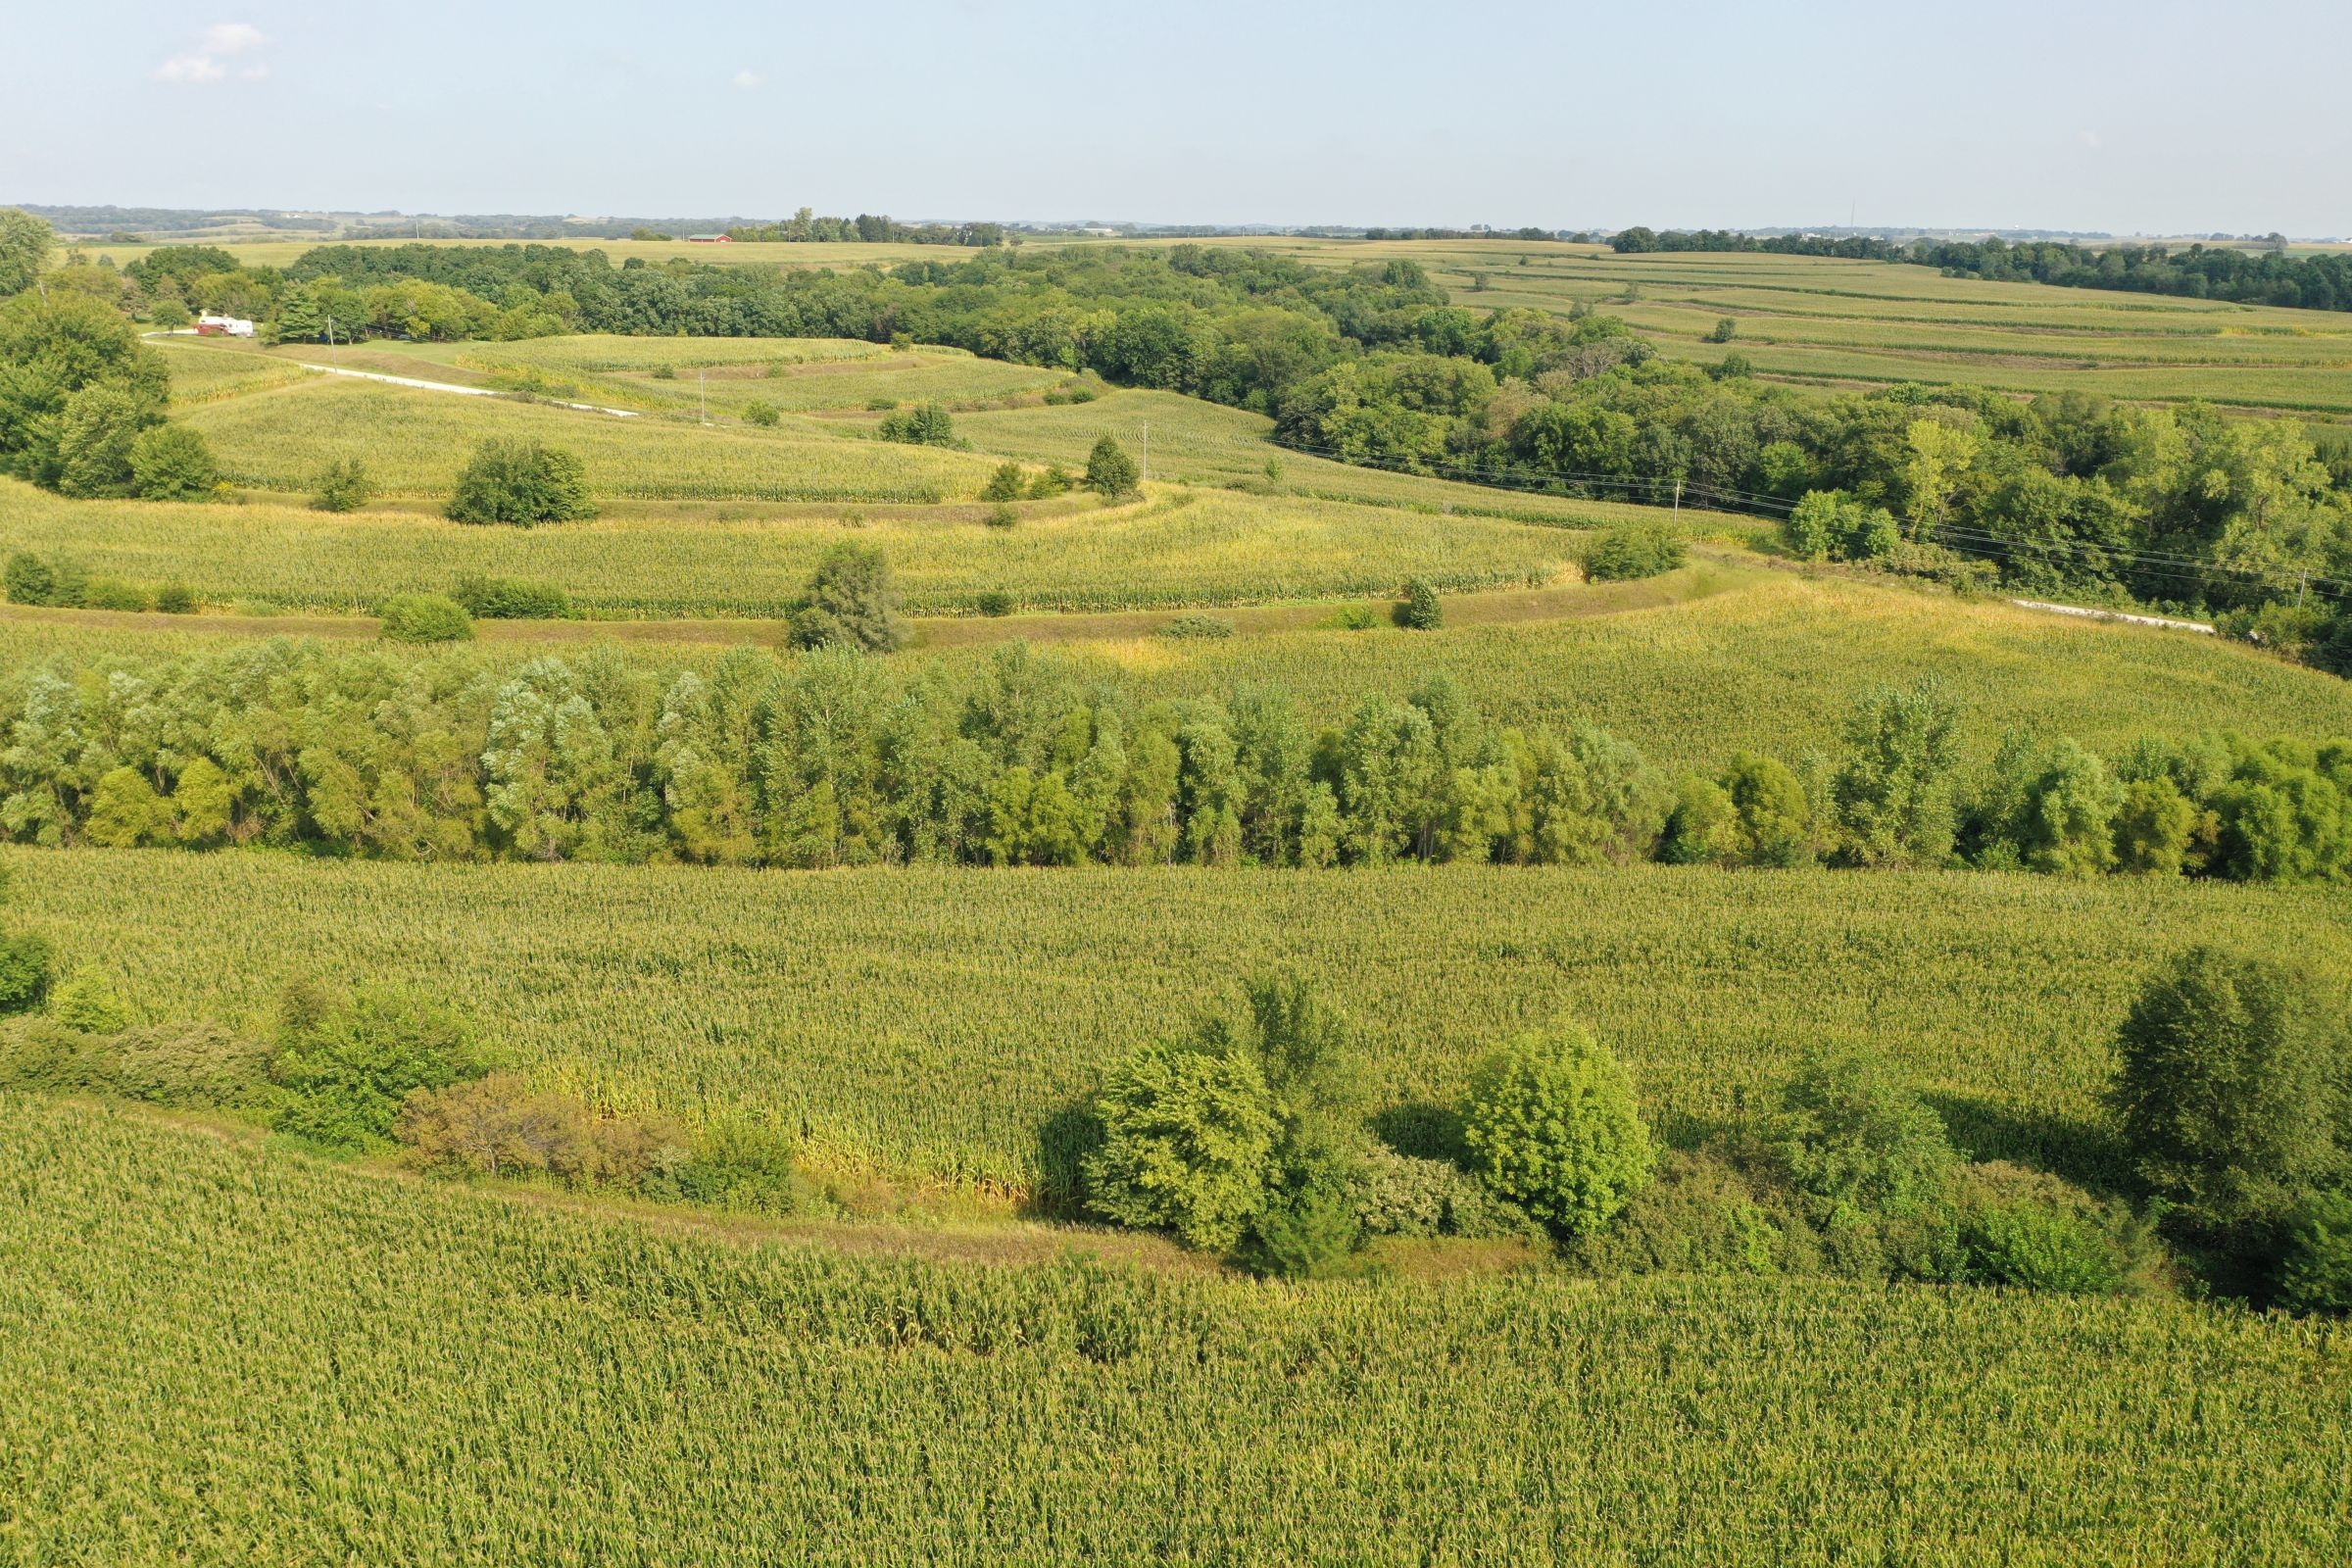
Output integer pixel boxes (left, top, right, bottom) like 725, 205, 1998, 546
0, 636, 2343, 882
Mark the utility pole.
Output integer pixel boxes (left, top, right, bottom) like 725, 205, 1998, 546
325, 316, 337, 363
1674, 478, 1683, 519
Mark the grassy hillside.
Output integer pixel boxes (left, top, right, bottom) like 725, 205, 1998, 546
17, 849, 2346, 1189
3, 1096, 2344, 1566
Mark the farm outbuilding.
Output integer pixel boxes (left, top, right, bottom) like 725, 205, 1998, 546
195, 314, 256, 337
686, 233, 733, 243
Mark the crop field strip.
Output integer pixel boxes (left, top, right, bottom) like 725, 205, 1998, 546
0, 476, 1588, 616
5, 1096, 2345, 1566
15, 847, 2349, 1190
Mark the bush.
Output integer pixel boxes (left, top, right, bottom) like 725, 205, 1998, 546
1758, 1050, 1955, 1216
1396, 578, 1443, 630
377, 593, 474, 644
1083, 1037, 1281, 1251
83, 577, 152, 612
1351, 1145, 1541, 1241
153, 582, 196, 614
1704, 318, 1738, 344
1159, 613, 1234, 640
1575, 1151, 1818, 1277
310, 458, 374, 513
4, 551, 84, 608
1783, 489, 1900, 563
974, 590, 1015, 617
1583, 519, 1687, 581
1243, 1183, 1365, 1279
981, 462, 1027, 502
452, 573, 572, 620
742, 400, 781, 428
127, 423, 218, 501
665, 1113, 807, 1213
985, 503, 1019, 529
877, 404, 957, 446
446, 440, 594, 525
2276, 1190, 2352, 1314
0, 932, 55, 1014
0, 1015, 268, 1109
265, 984, 492, 1150
55, 383, 156, 498
2110, 947, 2347, 1242
50, 969, 131, 1033
650, 365, 677, 380
1028, 466, 1072, 500
791, 543, 907, 654
1084, 436, 1140, 498
1460, 1026, 1654, 1239
399, 1072, 692, 1191
1948, 1162, 2152, 1295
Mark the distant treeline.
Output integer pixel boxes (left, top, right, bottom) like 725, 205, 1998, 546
1357, 227, 1564, 242
1608, 226, 2352, 313
720, 208, 1006, 246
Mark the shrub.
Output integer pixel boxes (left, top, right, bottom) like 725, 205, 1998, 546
2110, 947, 2347, 1241
311, 458, 374, 514
650, 365, 677, 380
101, 1020, 270, 1109
128, 423, 218, 501
1575, 1151, 1817, 1277
50, 969, 131, 1033
877, 404, 957, 446
452, 573, 572, 620
1759, 1050, 1955, 1216
981, 463, 1027, 502
1244, 1183, 1365, 1279
0, 932, 55, 1014
1460, 1026, 1654, 1239
668, 1113, 807, 1214
2276, 1190, 2352, 1314
4, 551, 84, 608
974, 590, 1015, 617
1831, 681, 1962, 868
1351, 1145, 1541, 1241
1584, 519, 1687, 581
378, 593, 475, 644
1084, 436, 1140, 497
1704, 318, 1738, 344
791, 543, 907, 654
985, 503, 1019, 529
1948, 1162, 2151, 1295
1028, 466, 1072, 500
264, 984, 492, 1151
153, 582, 196, 614
1660, 774, 1736, 864
1396, 578, 1443, 630
399, 1073, 691, 1191
1160, 613, 1234, 640
82, 577, 152, 612
742, 400, 781, 428
446, 439, 594, 526
1083, 1037, 1281, 1251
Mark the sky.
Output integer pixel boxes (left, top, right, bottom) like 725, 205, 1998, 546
8, 1, 2350, 236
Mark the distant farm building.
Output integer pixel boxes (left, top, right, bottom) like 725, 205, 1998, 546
196, 314, 256, 337
686, 233, 733, 243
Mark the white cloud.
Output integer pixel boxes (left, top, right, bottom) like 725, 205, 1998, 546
154, 22, 267, 83
732, 69, 763, 89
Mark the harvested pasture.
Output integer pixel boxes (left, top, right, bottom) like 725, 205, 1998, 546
177, 375, 999, 502
16, 850, 2348, 1190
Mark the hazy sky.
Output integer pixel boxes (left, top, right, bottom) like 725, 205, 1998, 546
10, 1, 2349, 235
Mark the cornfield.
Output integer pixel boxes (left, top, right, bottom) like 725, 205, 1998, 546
178, 377, 1001, 502
16, 849, 2347, 1191
2, 1096, 2345, 1566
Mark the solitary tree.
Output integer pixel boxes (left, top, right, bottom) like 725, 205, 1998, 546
1085, 435, 1140, 498
127, 424, 218, 501
792, 542, 908, 653
2111, 947, 2347, 1242
446, 440, 594, 525
312, 458, 374, 514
